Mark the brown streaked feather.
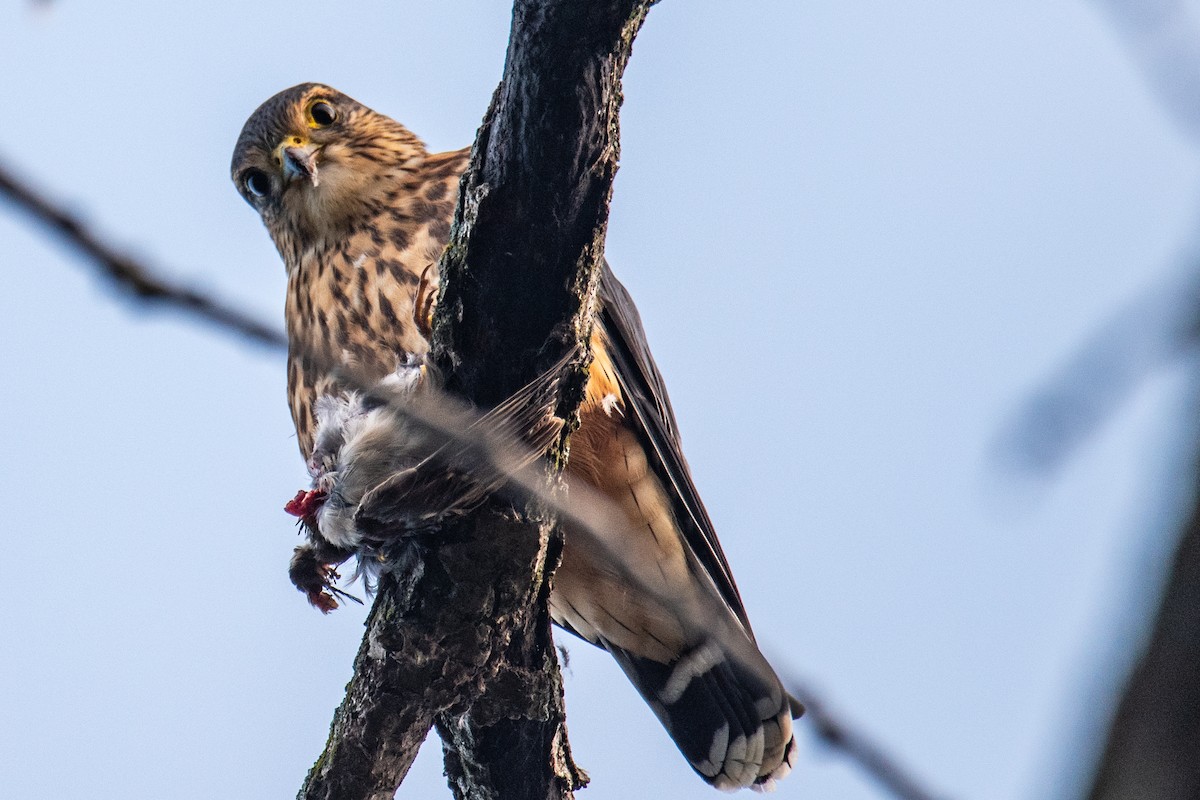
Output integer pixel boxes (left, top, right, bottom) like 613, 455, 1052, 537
594, 262, 753, 632
284, 146, 471, 456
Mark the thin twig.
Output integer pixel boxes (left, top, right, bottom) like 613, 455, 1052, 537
0, 156, 286, 350
788, 680, 950, 800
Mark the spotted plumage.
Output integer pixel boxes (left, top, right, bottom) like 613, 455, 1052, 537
232, 83, 799, 791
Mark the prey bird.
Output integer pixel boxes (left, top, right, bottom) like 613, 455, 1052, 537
232, 83, 800, 791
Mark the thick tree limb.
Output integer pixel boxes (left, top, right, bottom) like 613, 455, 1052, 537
0, 157, 287, 350
298, 2, 651, 798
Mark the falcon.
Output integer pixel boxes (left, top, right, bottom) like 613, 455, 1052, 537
232, 83, 800, 791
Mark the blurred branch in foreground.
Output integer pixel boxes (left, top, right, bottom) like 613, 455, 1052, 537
1084, 379, 1200, 800
1092, 0, 1200, 144
0, 156, 286, 350
1001, 1, 1200, 474
789, 681, 949, 800
1002, 6, 1200, 800
995, 265, 1200, 475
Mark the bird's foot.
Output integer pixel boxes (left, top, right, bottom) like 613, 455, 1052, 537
288, 544, 362, 613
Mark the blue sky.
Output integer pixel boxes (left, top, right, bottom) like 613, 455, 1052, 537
2, 2, 1196, 798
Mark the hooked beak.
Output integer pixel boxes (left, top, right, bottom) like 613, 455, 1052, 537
278, 140, 321, 187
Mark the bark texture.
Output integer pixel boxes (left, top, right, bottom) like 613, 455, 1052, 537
298, 1, 652, 798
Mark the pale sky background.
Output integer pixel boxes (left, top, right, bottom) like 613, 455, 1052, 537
2, 2, 1197, 798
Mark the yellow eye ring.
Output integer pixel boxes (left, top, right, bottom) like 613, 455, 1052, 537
307, 100, 337, 128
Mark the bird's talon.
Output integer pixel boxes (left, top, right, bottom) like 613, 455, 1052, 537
309, 589, 340, 613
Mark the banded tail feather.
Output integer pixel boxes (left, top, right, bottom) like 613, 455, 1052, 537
607, 639, 799, 791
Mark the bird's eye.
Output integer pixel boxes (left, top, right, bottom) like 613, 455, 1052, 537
308, 100, 337, 128
243, 169, 270, 198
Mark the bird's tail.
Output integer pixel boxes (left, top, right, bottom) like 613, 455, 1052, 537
604, 634, 800, 792
551, 520, 801, 790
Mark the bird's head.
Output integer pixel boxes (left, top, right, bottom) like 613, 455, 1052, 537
231, 83, 428, 260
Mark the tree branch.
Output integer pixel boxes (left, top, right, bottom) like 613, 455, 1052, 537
990, 9, 1200, 793
1081, 380, 1200, 800
993, 267, 1200, 476
297, 1, 651, 797
1066, 7, 1200, 797
0, 156, 286, 350
996, 4, 1200, 476
788, 682, 950, 800
1090, 0, 1200, 146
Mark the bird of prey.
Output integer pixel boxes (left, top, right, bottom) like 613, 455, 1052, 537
232, 83, 800, 791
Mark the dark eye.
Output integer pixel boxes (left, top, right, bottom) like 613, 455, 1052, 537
243, 169, 270, 198
309, 101, 337, 127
